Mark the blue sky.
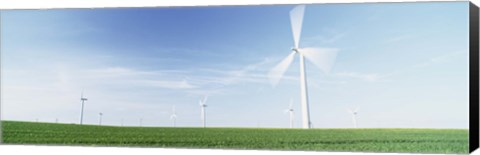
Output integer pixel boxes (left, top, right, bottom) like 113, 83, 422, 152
1, 2, 470, 128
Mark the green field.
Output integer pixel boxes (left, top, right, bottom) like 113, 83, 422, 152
1, 121, 469, 154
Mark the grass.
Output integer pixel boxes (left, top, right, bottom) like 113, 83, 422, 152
1, 121, 469, 154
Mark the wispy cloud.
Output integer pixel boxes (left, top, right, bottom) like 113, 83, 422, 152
196, 58, 277, 86
70, 59, 272, 95
384, 34, 415, 43
303, 30, 348, 46
136, 79, 197, 89
413, 51, 466, 68
332, 50, 467, 83
334, 72, 389, 82
86, 67, 187, 77
307, 32, 347, 45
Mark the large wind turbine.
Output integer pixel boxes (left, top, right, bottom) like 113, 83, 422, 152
347, 108, 359, 128
199, 96, 208, 128
268, 5, 339, 129
284, 99, 294, 128
170, 106, 177, 127
79, 90, 88, 125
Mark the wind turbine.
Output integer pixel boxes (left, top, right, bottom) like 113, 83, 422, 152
284, 99, 294, 128
268, 5, 338, 129
347, 108, 359, 128
98, 113, 103, 126
170, 106, 177, 127
199, 96, 208, 128
79, 90, 88, 125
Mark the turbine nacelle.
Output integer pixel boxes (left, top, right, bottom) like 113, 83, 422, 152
291, 47, 300, 53
199, 96, 208, 107
348, 108, 359, 115
284, 108, 294, 113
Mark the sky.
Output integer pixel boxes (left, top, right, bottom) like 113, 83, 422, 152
0, 2, 470, 129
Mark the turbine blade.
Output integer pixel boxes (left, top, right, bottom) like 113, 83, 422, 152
289, 98, 293, 109
299, 47, 339, 74
203, 96, 208, 104
268, 52, 295, 87
290, 5, 305, 48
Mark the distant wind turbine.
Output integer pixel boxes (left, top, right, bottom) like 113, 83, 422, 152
199, 96, 208, 128
284, 99, 294, 128
79, 90, 88, 125
347, 108, 359, 128
268, 5, 338, 129
98, 113, 103, 126
170, 106, 177, 127
139, 118, 143, 127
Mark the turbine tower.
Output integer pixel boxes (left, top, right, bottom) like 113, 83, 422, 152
170, 106, 177, 127
268, 5, 338, 129
98, 112, 103, 126
348, 108, 359, 128
199, 96, 208, 128
284, 99, 294, 128
79, 90, 88, 125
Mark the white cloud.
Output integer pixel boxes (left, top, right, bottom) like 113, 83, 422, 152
384, 34, 415, 43
137, 79, 197, 89
332, 50, 467, 83
413, 51, 467, 68
334, 72, 386, 82
195, 58, 274, 86
303, 29, 348, 46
